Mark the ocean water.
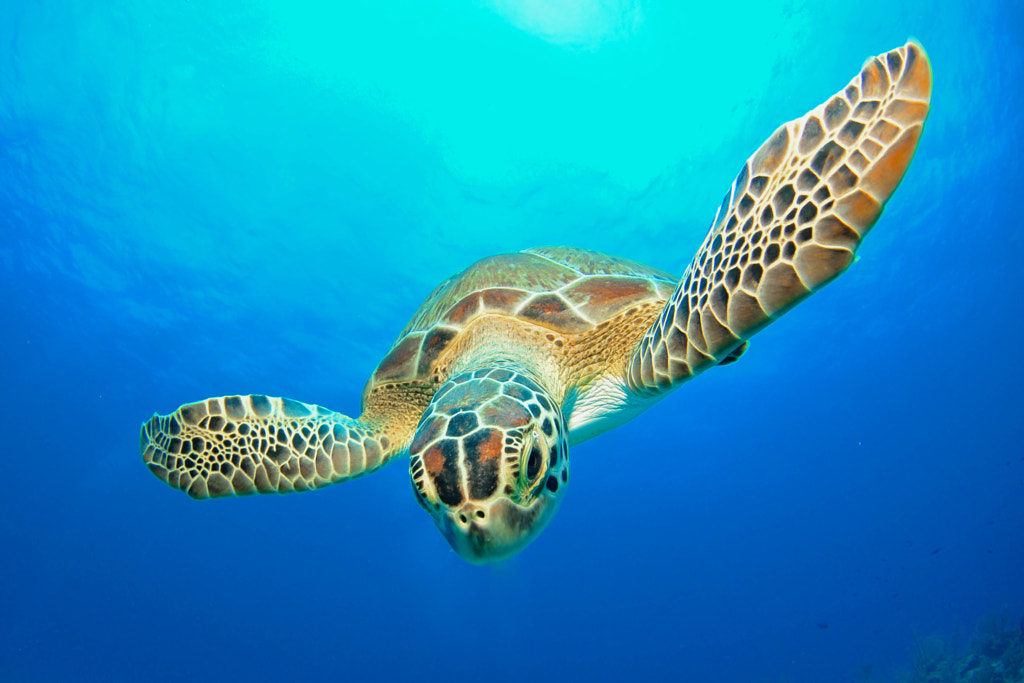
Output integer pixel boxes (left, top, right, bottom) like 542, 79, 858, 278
2, 1, 1022, 681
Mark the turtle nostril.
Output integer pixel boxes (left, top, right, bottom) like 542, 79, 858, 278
457, 504, 486, 526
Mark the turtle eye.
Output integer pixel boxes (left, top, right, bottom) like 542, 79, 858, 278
519, 429, 547, 492
526, 444, 543, 480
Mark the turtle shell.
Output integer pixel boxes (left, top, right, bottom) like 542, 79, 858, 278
367, 247, 678, 388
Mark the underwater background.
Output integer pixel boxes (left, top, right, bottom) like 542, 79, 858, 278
2, 1, 1022, 681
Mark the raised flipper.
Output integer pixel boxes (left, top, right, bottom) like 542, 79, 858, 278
140, 395, 401, 498
628, 41, 931, 395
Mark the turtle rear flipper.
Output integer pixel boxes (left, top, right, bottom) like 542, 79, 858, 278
628, 41, 931, 395
141, 395, 397, 498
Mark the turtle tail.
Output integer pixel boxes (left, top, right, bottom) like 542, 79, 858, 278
140, 395, 397, 498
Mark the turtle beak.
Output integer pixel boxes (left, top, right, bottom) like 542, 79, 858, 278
438, 496, 559, 565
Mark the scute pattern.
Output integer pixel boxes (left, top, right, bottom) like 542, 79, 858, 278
140, 395, 395, 498
408, 369, 568, 510
371, 247, 677, 387
628, 42, 931, 395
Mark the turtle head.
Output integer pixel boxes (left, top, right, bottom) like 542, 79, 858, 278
407, 369, 570, 564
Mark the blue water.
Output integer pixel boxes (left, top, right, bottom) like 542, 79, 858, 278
2, 1, 1022, 681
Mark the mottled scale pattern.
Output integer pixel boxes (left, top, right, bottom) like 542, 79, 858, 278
628, 42, 931, 395
407, 368, 569, 510
140, 395, 395, 499
371, 247, 677, 386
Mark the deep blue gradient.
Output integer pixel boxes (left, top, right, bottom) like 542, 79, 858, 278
2, 2, 1022, 681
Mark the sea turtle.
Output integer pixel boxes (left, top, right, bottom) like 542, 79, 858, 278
140, 42, 931, 564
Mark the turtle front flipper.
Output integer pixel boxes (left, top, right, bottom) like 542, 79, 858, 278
141, 395, 399, 498
628, 41, 931, 395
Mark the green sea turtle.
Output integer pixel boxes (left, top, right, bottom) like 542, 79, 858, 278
140, 42, 932, 563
